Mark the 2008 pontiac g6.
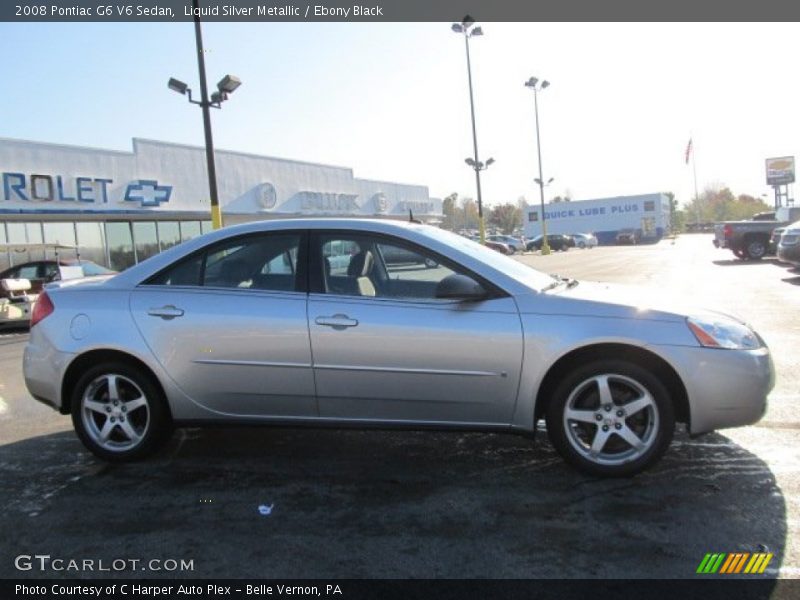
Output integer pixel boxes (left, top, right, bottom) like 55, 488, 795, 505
23, 219, 774, 476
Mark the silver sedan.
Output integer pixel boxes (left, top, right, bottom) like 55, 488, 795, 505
23, 219, 774, 476
777, 220, 800, 266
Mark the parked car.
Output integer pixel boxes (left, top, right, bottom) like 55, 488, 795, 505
571, 233, 598, 249
467, 235, 513, 255
379, 244, 438, 268
0, 259, 114, 297
713, 206, 800, 260
24, 219, 773, 477
777, 221, 800, 266
526, 234, 572, 252
615, 229, 638, 245
769, 227, 785, 255
487, 234, 524, 254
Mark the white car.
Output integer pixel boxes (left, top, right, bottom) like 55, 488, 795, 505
571, 233, 598, 249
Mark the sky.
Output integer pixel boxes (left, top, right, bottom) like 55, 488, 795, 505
0, 21, 798, 208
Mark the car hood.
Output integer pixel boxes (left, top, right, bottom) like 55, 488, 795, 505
515, 280, 740, 324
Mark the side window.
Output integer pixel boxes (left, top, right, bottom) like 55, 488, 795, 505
376, 241, 461, 300
42, 263, 60, 281
147, 233, 301, 292
15, 265, 40, 280
318, 233, 478, 301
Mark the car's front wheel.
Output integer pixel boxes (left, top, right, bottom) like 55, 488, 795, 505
71, 362, 172, 461
545, 360, 674, 477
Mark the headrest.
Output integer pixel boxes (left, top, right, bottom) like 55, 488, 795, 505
347, 251, 374, 278
1, 278, 32, 292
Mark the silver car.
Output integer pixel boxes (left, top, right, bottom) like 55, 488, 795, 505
777, 220, 800, 266
23, 219, 774, 477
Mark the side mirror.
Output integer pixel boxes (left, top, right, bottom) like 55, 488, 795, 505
435, 274, 488, 301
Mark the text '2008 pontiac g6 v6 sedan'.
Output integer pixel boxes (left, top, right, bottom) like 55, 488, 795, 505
23, 219, 774, 476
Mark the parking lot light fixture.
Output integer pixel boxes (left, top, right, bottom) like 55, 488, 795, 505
168, 1, 242, 230
453, 15, 491, 245
217, 74, 241, 95
526, 76, 552, 254
168, 78, 189, 95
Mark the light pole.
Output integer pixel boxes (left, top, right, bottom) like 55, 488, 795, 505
525, 76, 552, 254
168, 1, 241, 230
452, 15, 491, 245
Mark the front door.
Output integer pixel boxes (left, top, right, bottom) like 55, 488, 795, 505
308, 231, 524, 425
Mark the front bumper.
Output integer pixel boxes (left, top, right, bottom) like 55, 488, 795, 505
653, 344, 774, 435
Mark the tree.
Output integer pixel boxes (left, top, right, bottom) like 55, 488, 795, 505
664, 191, 685, 233
684, 185, 770, 223
460, 197, 480, 231
441, 193, 459, 230
488, 202, 523, 234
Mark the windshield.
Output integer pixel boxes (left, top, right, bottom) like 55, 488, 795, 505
417, 227, 555, 291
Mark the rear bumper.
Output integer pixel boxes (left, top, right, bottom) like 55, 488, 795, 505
652, 344, 774, 435
23, 328, 74, 413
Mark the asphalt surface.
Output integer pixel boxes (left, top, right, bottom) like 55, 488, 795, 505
0, 234, 798, 580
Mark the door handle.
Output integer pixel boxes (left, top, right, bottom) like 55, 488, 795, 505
315, 314, 359, 329
147, 305, 185, 320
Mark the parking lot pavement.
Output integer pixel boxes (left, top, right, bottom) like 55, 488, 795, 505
0, 233, 798, 579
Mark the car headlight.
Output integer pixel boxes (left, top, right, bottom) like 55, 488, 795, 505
687, 315, 761, 350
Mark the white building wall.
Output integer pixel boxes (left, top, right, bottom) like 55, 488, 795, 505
524, 193, 671, 244
0, 137, 441, 220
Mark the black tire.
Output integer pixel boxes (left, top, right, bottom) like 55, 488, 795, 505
744, 238, 767, 260
545, 359, 675, 477
70, 361, 172, 462
578, 241, 586, 249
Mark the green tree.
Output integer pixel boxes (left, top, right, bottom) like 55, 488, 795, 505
441, 193, 459, 230
684, 186, 770, 223
488, 202, 523, 234
460, 198, 480, 231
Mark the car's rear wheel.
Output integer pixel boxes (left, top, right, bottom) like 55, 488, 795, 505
744, 238, 767, 260
578, 241, 586, 249
70, 362, 171, 461
545, 359, 674, 477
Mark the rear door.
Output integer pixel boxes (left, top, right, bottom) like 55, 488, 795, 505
130, 230, 316, 418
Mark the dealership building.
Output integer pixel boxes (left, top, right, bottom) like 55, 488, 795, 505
0, 137, 442, 272
524, 193, 671, 244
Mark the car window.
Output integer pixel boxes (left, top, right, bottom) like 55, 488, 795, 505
43, 263, 60, 280
147, 233, 301, 292
318, 233, 476, 301
12, 265, 40, 280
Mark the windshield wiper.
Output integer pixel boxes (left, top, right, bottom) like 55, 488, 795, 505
541, 276, 579, 292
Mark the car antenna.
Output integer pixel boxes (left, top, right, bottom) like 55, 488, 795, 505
408, 209, 422, 224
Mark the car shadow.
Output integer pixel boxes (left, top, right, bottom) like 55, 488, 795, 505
0, 427, 787, 581
712, 258, 784, 267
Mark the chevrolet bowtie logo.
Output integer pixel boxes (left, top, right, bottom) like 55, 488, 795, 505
124, 180, 172, 207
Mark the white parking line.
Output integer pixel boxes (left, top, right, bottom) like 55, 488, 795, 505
0, 396, 7, 417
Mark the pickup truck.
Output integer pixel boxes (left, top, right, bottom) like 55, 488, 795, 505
714, 206, 800, 260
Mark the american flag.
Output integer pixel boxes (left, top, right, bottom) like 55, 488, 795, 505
685, 138, 693, 165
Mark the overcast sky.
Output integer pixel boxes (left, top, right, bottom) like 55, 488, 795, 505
0, 21, 797, 207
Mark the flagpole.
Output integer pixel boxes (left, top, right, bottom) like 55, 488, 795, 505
688, 135, 700, 226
